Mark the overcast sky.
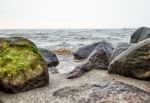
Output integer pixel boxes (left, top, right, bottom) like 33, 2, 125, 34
0, 0, 150, 29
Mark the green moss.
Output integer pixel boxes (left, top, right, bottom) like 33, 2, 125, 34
0, 37, 46, 85
0, 39, 9, 50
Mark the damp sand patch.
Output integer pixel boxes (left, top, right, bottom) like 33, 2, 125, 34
51, 48, 74, 56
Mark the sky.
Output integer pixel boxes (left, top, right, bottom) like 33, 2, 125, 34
0, 0, 150, 29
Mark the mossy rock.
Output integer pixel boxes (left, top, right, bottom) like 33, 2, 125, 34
0, 37, 49, 93
108, 38, 150, 80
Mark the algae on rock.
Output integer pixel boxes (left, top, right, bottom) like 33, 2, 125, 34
0, 37, 49, 93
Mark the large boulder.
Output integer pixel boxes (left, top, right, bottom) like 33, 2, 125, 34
67, 41, 113, 79
130, 27, 150, 43
73, 41, 105, 60
39, 48, 59, 67
108, 38, 150, 80
110, 43, 133, 61
53, 81, 150, 103
0, 37, 49, 93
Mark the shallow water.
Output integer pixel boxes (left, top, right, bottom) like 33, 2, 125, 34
0, 29, 135, 74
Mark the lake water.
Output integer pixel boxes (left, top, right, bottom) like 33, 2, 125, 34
0, 29, 135, 74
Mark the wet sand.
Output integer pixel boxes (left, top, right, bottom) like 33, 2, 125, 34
0, 69, 149, 103
51, 48, 74, 56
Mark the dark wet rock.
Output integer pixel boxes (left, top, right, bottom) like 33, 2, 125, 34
73, 41, 107, 60
39, 48, 59, 67
53, 81, 150, 103
0, 100, 3, 103
108, 38, 150, 80
110, 43, 133, 61
130, 27, 150, 43
67, 41, 113, 79
0, 37, 49, 93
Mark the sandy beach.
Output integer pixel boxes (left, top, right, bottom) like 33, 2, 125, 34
0, 69, 149, 103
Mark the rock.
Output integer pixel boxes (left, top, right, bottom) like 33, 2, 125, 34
0, 37, 49, 93
108, 38, 150, 80
67, 41, 113, 79
0, 100, 3, 103
73, 41, 105, 60
52, 81, 150, 103
110, 43, 133, 61
130, 27, 150, 43
39, 48, 59, 67
66, 65, 85, 79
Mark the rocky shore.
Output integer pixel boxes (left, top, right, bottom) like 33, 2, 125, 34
0, 27, 150, 103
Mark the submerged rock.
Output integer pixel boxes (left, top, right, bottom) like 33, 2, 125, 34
110, 43, 133, 61
73, 41, 105, 60
53, 81, 150, 103
39, 48, 59, 67
0, 37, 49, 93
67, 41, 113, 79
108, 38, 150, 80
130, 27, 150, 43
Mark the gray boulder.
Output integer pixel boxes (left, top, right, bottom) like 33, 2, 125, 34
130, 27, 150, 43
110, 43, 133, 61
67, 41, 113, 79
73, 41, 106, 60
108, 38, 150, 80
53, 81, 150, 103
39, 48, 59, 67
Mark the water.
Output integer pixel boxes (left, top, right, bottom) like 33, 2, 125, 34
0, 29, 135, 74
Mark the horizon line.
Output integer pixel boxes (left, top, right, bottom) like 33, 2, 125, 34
0, 27, 137, 30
